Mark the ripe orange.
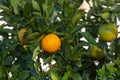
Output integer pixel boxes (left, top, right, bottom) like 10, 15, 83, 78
18, 28, 29, 45
98, 23, 118, 42
90, 45, 104, 59
41, 34, 61, 53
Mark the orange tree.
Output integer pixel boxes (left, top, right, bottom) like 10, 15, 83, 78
0, 0, 120, 80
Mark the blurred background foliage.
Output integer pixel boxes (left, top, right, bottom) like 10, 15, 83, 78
0, 0, 120, 80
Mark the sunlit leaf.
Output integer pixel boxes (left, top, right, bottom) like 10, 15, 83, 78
32, 0, 40, 11
10, 0, 19, 14
51, 72, 59, 80
32, 45, 40, 60
62, 71, 70, 80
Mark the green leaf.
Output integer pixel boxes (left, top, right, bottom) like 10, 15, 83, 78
43, 3, 52, 22
0, 66, 5, 78
23, 3, 32, 17
108, 0, 115, 6
62, 71, 70, 80
66, 65, 73, 73
114, 54, 120, 65
32, 0, 40, 11
35, 0, 45, 6
64, 2, 75, 19
76, 61, 82, 68
10, 0, 19, 14
26, 0, 32, 3
71, 73, 82, 80
71, 24, 84, 34
32, 45, 40, 60
0, 5, 10, 12
72, 10, 85, 24
4, 55, 13, 66
32, 12, 42, 17
34, 61, 39, 74
80, 32, 96, 45
18, 70, 30, 80
0, 29, 15, 34
42, 3, 48, 13
0, 24, 6, 29
27, 32, 39, 40
96, 63, 117, 79
1, 0, 120, 79
106, 63, 117, 73
57, 0, 64, 7
44, 57, 52, 65
51, 72, 59, 80
12, 65, 20, 71
28, 76, 36, 80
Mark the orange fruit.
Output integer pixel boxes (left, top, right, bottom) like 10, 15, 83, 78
98, 23, 118, 42
18, 28, 29, 45
90, 45, 104, 59
41, 34, 61, 53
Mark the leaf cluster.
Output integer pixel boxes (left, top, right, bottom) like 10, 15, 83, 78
0, 0, 120, 80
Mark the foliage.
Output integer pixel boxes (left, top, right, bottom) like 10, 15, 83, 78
0, 0, 120, 80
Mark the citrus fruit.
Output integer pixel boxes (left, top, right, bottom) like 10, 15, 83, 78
90, 45, 104, 59
41, 34, 61, 53
101, 12, 110, 19
98, 23, 118, 42
18, 28, 29, 45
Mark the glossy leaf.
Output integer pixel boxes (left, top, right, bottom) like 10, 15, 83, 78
32, 46, 40, 60
80, 32, 96, 45
10, 0, 19, 14
32, 0, 40, 11
0, 0, 120, 79
51, 72, 59, 80
62, 71, 70, 80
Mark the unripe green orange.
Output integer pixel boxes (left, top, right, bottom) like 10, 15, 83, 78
90, 45, 104, 59
98, 23, 118, 42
